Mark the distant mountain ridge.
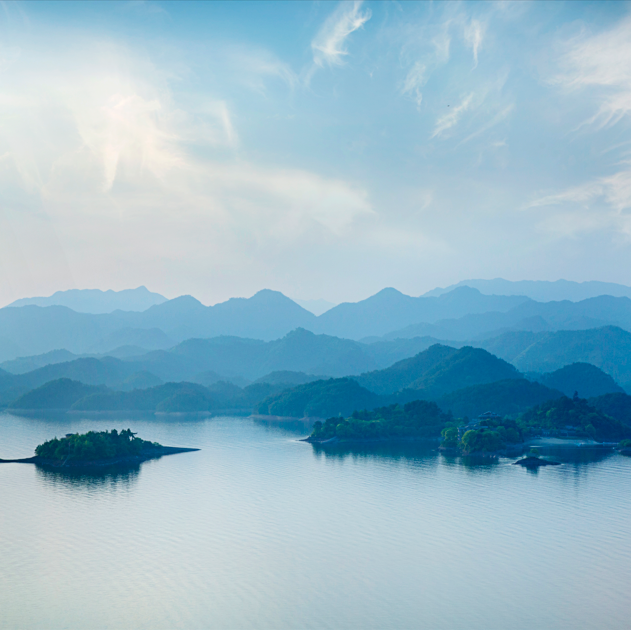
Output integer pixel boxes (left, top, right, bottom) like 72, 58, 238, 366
424, 279, 631, 302
0, 287, 531, 361
6, 282, 631, 364
383, 295, 631, 341
9, 286, 167, 313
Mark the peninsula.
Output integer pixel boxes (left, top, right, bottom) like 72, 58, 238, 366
0, 429, 199, 468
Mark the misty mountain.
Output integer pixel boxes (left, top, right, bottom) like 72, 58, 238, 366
8, 286, 167, 313
256, 378, 382, 419
384, 295, 631, 341
355, 345, 458, 395
475, 326, 631, 388
7, 377, 294, 414
424, 279, 631, 302
355, 345, 521, 398
589, 393, 631, 427
0, 329, 414, 404
1, 349, 79, 375
531, 363, 624, 399
405, 346, 522, 398
432, 379, 563, 419
313, 286, 531, 339
0, 357, 140, 406
9, 378, 106, 410
0, 290, 316, 361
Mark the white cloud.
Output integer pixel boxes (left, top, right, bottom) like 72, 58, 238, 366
431, 93, 474, 138
311, 1, 371, 68
401, 61, 426, 109
0, 35, 374, 305
432, 29, 451, 65
554, 16, 631, 128
526, 167, 631, 239
464, 19, 484, 69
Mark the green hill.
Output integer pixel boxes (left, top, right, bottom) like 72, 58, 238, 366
588, 392, 631, 427
433, 379, 562, 419
256, 378, 382, 418
71, 382, 216, 412
354, 344, 457, 395
478, 326, 631, 388
519, 396, 631, 441
9, 378, 105, 410
408, 346, 521, 398
535, 363, 624, 398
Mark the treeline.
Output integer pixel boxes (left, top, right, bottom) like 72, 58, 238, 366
309, 395, 631, 446
310, 401, 451, 441
35, 429, 159, 462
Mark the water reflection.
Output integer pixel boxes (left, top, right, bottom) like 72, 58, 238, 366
310, 440, 619, 472
35, 463, 141, 491
310, 441, 439, 464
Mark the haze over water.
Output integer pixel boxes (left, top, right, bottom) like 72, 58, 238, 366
1, 413, 629, 630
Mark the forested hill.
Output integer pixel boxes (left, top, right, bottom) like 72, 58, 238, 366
355, 345, 520, 398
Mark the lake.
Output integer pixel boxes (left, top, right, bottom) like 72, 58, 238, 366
1, 412, 630, 630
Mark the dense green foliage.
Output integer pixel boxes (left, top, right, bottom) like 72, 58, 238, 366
588, 392, 631, 426
535, 362, 623, 398
310, 400, 450, 441
257, 378, 381, 418
35, 429, 160, 462
519, 396, 631, 441
441, 417, 522, 454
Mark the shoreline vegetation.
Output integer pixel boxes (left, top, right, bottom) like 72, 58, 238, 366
304, 394, 631, 460
0, 429, 199, 469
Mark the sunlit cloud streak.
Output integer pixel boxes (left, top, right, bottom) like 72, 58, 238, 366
311, 1, 371, 68
464, 19, 484, 69
554, 16, 631, 128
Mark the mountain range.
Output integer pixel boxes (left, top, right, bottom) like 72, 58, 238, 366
424, 279, 631, 302
7, 284, 631, 362
8, 286, 167, 313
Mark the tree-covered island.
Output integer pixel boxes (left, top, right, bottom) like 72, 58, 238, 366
0, 429, 199, 468
308, 400, 451, 442
306, 394, 631, 458
35, 429, 162, 462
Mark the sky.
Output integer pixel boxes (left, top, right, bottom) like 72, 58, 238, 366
1, 0, 631, 306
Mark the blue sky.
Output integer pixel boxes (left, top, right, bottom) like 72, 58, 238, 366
1, 0, 630, 306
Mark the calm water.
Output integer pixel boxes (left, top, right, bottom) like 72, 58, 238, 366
1, 413, 630, 630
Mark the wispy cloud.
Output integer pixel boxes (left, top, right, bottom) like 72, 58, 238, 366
401, 61, 426, 109
464, 19, 484, 69
459, 103, 514, 145
554, 16, 631, 129
311, 1, 371, 68
431, 93, 474, 138
527, 166, 631, 239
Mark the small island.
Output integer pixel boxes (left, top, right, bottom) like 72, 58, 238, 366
0, 429, 199, 468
